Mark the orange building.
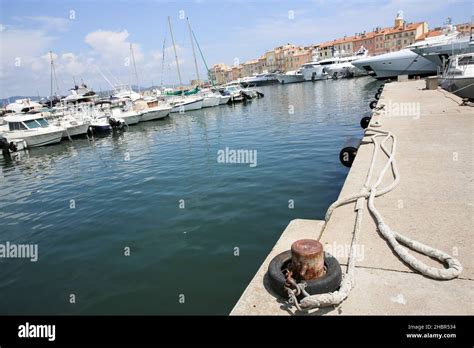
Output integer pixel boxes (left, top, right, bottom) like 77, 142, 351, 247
352, 32, 376, 55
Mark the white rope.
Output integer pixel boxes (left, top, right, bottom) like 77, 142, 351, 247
296, 127, 462, 310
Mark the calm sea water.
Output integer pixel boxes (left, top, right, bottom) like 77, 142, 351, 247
0, 77, 380, 314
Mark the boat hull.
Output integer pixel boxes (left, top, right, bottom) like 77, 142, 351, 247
63, 123, 89, 138
202, 96, 220, 108
120, 113, 141, 125
301, 66, 327, 81
89, 123, 112, 133
140, 107, 171, 121
241, 78, 278, 86
8, 130, 64, 147
218, 95, 231, 105
352, 50, 438, 79
277, 75, 305, 84
171, 99, 203, 113
440, 76, 474, 101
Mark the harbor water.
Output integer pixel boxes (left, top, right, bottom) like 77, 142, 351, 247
0, 77, 380, 314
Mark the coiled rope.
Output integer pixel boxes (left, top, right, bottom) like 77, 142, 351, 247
293, 127, 462, 311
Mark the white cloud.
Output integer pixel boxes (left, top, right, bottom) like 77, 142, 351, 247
84, 30, 144, 64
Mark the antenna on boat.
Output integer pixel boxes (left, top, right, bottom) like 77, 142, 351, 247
167, 16, 183, 91
187, 17, 200, 86
130, 43, 140, 93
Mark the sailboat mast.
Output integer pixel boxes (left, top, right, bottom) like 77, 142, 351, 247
168, 16, 183, 87
160, 38, 166, 89
192, 29, 215, 87
130, 43, 140, 93
187, 17, 200, 85
49, 51, 53, 108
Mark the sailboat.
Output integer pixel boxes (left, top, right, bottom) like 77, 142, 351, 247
165, 16, 203, 113
185, 17, 220, 108
45, 51, 90, 138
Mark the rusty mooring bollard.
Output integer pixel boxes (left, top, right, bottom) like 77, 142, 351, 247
290, 239, 325, 281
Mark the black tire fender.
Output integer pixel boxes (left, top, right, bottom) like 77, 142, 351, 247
369, 100, 378, 109
374, 92, 381, 100
268, 250, 342, 299
360, 116, 371, 129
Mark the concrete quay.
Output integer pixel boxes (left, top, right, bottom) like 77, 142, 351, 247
231, 79, 474, 315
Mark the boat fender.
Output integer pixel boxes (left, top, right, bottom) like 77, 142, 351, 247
339, 137, 361, 167
369, 100, 378, 109
8, 142, 18, 152
268, 250, 342, 298
0, 137, 12, 158
241, 91, 252, 100
374, 92, 381, 100
360, 116, 371, 129
377, 87, 384, 93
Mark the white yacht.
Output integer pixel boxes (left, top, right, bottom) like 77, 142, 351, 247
62, 84, 97, 104
409, 30, 473, 67
5, 99, 42, 114
200, 92, 221, 108
0, 114, 64, 147
108, 98, 142, 125
323, 48, 369, 78
300, 61, 329, 81
48, 108, 90, 138
352, 31, 467, 80
221, 85, 244, 103
218, 94, 231, 105
169, 96, 204, 113
138, 97, 173, 121
352, 49, 438, 79
241, 72, 278, 86
113, 85, 142, 102
276, 70, 305, 84
440, 53, 474, 101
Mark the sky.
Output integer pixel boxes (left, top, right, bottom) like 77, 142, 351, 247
0, 0, 472, 98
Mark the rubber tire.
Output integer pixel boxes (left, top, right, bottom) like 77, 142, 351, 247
374, 92, 381, 100
360, 116, 371, 129
378, 87, 383, 93
369, 100, 378, 109
268, 250, 342, 299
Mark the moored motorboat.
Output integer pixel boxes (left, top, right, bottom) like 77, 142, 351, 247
201, 94, 220, 108
0, 114, 64, 147
170, 96, 204, 113
218, 94, 231, 105
138, 98, 173, 121
323, 47, 369, 78
276, 70, 305, 84
300, 61, 328, 81
108, 99, 142, 125
241, 72, 278, 86
440, 53, 474, 101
